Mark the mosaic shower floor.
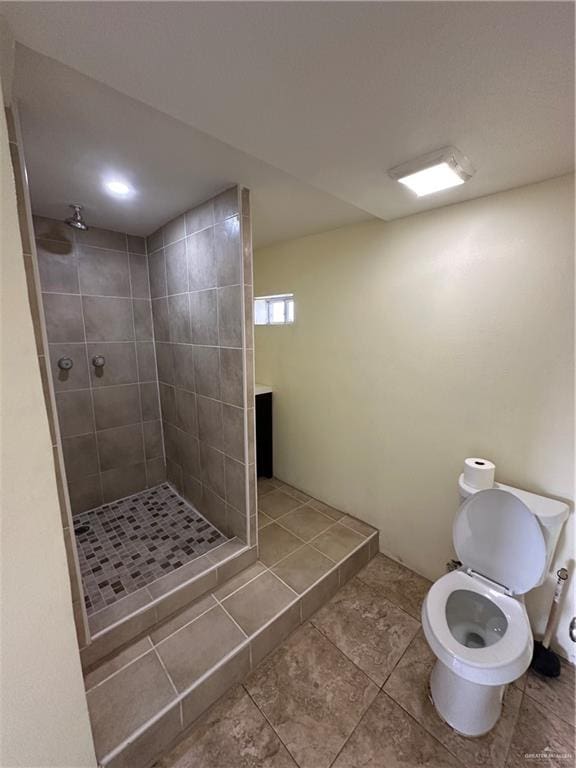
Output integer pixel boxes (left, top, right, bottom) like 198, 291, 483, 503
74, 483, 227, 615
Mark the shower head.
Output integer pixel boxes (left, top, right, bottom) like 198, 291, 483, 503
65, 204, 89, 231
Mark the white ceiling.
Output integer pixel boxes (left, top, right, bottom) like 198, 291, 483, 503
13, 46, 370, 245
4, 2, 574, 245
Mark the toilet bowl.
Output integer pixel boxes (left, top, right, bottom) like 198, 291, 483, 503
422, 485, 568, 737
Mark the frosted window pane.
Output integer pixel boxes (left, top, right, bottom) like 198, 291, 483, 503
254, 299, 268, 325
286, 299, 294, 322
270, 300, 285, 323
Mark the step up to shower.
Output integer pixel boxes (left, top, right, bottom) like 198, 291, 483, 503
84, 513, 379, 768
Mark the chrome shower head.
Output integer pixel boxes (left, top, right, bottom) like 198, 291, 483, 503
65, 204, 89, 231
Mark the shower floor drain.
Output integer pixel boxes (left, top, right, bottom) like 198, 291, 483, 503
74, 524, 90, 536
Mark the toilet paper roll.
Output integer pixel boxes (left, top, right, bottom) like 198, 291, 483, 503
463, 458, 495, 491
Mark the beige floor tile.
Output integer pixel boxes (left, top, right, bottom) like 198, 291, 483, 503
340, 515, 377, 537
156, 685, 297, 768
258, 522, 303, 566
213, 561, 267, 601
277, 483, 312, 503
245, 623, 378, 768
258, 511, 274, 529
156, 605, 245, 692
505, 695, 575, 768
150, 593, 217, 644
307, 498, 344, 520
84, 636, 153, 690
278, 505, 334, 541
86, 650, 177, 759
311, 578, 419, 686
257, 478, 280, 497
272, 545, 335, 594
259, 489, 303, 519
222, 570, 296, 635
356, 553, 431, 620
311, 524, 365, 563
525, 657, 575, 726
384, 631, 522, 768
332, 690, 463, 768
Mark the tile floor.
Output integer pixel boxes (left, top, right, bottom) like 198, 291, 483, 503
75, 482, 226, 613
156, 551, 575, 768
82, 481, 378, 766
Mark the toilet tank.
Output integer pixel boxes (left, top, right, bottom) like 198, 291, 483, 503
458, 474, 569, 586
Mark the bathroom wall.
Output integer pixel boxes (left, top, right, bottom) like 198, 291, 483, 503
254, 174, 575, 660
0, 20, 96, 766
148, 187, 256, 544
34, 217, 164, 514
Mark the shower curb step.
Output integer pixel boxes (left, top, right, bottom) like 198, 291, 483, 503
87, 527, 379, 768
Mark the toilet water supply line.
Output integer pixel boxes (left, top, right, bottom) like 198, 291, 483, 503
542, 568, 569, 650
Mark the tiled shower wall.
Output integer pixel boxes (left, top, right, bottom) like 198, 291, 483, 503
33, 217, 165, 514
147, 186, 256, 544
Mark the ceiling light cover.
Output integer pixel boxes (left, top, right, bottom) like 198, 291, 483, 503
389, 147, 474, 197
104, 179, 133, 197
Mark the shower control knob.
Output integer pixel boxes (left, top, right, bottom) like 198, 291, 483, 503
57, 356, 73, 371
92, 355, 106, 368
570, 617, 576, 643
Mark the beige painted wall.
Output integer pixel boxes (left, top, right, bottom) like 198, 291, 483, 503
255, 175, 575, 661
0, 19, 96, 767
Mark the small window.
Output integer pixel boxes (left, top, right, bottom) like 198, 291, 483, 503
254, 294, 295, 326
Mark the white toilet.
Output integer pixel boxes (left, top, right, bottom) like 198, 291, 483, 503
422, 475, 568, 737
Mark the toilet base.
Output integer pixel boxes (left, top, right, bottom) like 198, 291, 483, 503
429, 659, 505, 737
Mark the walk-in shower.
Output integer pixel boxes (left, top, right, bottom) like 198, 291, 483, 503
33, 185, 256, 650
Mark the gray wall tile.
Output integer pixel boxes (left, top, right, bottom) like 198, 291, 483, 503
193, 346, 221, 399
43, 293, 84, 342
140, 382, 161, 421
136, 341, 157, 382
63, 433, 99, 480
133, 299, 153, 340
83, 297, 134, 341
76, 225, 126, 252
56, 389, 94, 437
190, 290, 218, 345
148, 249, 167, 298
197, 395, 222, 450
143, 420, 163, 460
187, 229, 216, 290
214, 217, 241, 287
87, 342, 138, 387
168, 293, 191, 343
220, 347, 243, 406
129, 253, 150, 297
101, 463, 147, 504
176, 388, 198, 435
127, 235, 146, 256
93, 384, 141, 430
49, 343, 90, 391
165, 239, 188, 295
173, 344, 195, 391
78, 246, 130, 297
68, 473, 102, 515
185, 200, 214, 235
218, 285, 243, 348
97, 423, 145, 471
36, 239, 79, 293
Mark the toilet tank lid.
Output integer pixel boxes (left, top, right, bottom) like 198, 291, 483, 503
454, 489, 546, 595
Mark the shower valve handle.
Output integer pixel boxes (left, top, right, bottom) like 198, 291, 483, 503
92, 355, 106, 369
57, 357, 73, 371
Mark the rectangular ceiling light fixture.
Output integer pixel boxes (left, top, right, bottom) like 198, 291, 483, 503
389, 146, 474, 197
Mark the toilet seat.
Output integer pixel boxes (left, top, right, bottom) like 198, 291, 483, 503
422, 570, 533, 685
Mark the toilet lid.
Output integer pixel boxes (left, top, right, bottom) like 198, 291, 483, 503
453, 489, 546, 595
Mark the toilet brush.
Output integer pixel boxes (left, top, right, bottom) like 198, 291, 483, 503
531, 567, 569, 677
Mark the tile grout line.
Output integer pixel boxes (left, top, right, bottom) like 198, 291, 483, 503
241, 684, 300, 767
153, 645, 180, 697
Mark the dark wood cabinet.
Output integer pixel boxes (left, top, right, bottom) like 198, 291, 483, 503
255, 391, 273, 478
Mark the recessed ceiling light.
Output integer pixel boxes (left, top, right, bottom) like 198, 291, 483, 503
389, 147, 474, 197
104, 179, 133, 197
